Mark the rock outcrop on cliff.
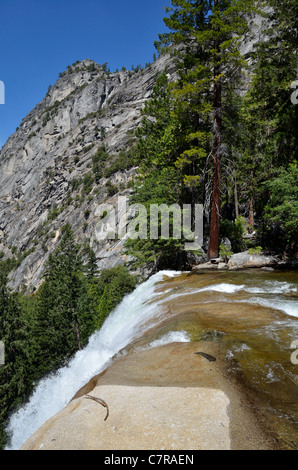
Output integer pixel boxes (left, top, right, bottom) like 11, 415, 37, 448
0, 55, 174, 290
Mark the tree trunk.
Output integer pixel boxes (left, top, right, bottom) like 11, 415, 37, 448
233, 159, 239, 220
249, 169, 254, 227
295, 95, 298, 161
208, 64, 222, 259
231, 148, 239, 220
234, 176, 239, 220
295, 49, 298, 161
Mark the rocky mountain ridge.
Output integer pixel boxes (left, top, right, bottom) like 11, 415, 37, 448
0, 55, 175, 290
0, 12, 266, 291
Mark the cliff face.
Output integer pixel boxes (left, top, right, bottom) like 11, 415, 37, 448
0, 12, 265, 291
0, 55, 174, 290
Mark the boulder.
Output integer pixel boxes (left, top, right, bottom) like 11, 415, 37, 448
218, 262, 228, 270
220, 237, 232, 251
192, 261, 219, 270
228, 251, 277, 270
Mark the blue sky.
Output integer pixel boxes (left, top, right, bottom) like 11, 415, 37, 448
0, 0, 172, 148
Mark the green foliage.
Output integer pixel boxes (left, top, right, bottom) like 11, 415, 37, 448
78, 109, 105, 125
248, 246, 263, 255
32, 225, 87, 373
70, 177, 82, 192
84, 209, 90, 220
47, 203, 60, 221
103, 148, 136, 178
219, 243, 233, 263
92, 145, 108, 182
220, 216, 246, 252
125, 236, 187, 272
0, 225, 138, 448
93, 143, 135, 182
124, 71, 190, 269
0, 247, 36, 277
0, 273, 31, 448
2, 0, 298, 446
92, 266, 138, 330
81, 173, 94, 196
233, 0, 298, 253
135, 74, 178, 184
105, 180, 118, 197
263, 165, 298, 251
82, 144, 95, 154
139, 0, 259, 259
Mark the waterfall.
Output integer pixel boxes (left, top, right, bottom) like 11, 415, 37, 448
5, 270, 297, 450
5, 270, 181, 450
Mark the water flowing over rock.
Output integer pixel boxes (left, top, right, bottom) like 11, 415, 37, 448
7, 269, 298, 450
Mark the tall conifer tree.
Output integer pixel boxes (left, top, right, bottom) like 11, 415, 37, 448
156, 0, 257, 258
33, 225, 88, 374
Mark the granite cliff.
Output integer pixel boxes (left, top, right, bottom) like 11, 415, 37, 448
0, 12, 266, 292
0, 55, 175, 290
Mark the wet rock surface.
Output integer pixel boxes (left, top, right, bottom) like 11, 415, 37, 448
21, 341, 277, 451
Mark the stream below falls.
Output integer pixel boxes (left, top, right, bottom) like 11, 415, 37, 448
144, 269, 298, 449
5, 269, 298, 450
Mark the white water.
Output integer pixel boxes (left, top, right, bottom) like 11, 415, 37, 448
238, 297, 298, 318
5, 271, 297, 450
166, 280, 297, 297
136, 330, 191, 352
162, 281, 298, 318
5, 270, 181, 450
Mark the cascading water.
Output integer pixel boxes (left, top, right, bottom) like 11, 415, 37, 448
5, 268, 298, 450
162, 280, 298, 318
5, 270, 182, 450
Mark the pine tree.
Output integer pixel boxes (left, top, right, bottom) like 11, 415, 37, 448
33, 225, 87, 375
94, 266, 138, 329
244, 1, 298, 168
135, 72, 180, 181
238, 0, 298, 251
0, 273, 30, 448
126, 71, 190, 270
156, 0, 258, 258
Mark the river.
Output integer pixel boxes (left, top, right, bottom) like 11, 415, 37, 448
5, 269, 298, 450
150, 269, 298, 449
